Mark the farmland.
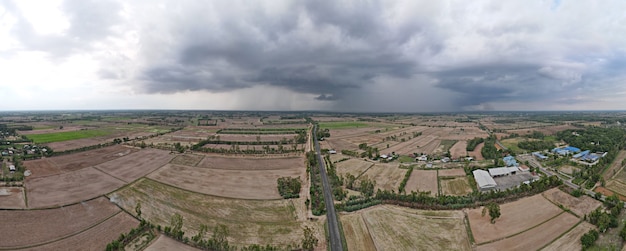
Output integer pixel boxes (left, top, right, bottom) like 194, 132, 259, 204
341, 205, 471, 250
109, 178, 322, 247
94, 148, 174, 182
0, 187, 26, 209
542, 221, 595, 251
404, 170, 438, 195
440, 177, 472, 196
26, 129, 111, 144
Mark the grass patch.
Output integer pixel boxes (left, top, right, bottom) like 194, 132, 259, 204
27, 130, 111, 143
398, 155, 415, 163
439, 140, 458, 152
319, 122, 370, 129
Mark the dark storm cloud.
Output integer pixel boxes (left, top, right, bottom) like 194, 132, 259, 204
137, 0, 428, 99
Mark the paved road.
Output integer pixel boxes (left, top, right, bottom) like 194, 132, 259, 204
312, 124, 343, 251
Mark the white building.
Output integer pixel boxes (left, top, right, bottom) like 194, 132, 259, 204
488, 167, 518, 177
473, 170, 497, 190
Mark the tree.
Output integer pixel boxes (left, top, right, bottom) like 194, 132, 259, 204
580, 229, 599, 249
483, 202, 501, 224
301, 226, 318, 251
170, 213, 184, 239
135, 202, 142, 219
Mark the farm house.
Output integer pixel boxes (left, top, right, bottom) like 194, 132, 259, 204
473, 170, 497, 191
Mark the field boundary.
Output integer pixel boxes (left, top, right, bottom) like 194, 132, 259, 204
537, 219, 583, 251
0, 209, 124, 250
354, 162, 376, 180
359, 212, 378, 250
475, 211, 566, 246
92, 166, 130, 184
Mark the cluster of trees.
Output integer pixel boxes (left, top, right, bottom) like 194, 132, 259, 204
558, 127, 625, 152
357, 143, 380, 159
193, 145, 302, 155
466, 137, 484, 151
580, 229, 600, 249
481, 202, 501, 223
481, 136, 500, 160
517, 140, 555, 151
336, 197, 381, 212
397, 166, 414, 194
316, 127, 330, 140
306, 152, 325, 216
105, 220, 154, 251
276, 177, 301, 199
586, 194, 623, 232
324, 156, 346, 201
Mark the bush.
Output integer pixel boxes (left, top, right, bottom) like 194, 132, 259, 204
277, 177, 302, 199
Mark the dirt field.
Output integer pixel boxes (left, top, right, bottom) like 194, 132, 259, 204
109, 178, 323, 247
559, 165, 580, 175
0, 187, 26, 209
197, 156, 303, 170
145, 235, 201, 251
24, 212, 138, 251
361, 205, 471, 250
440, 177, 472, 196
450, 141, 468, 159
94, 148, 173, 182
148, 163, 304, 199
26, 167, 126, 208
340, 213, 376, 251
476, 212, 579, 251
594, 186, 626, 201
404, 170, 438, 195
438, 168, 466, 177
468, 193, 563, 244
543, 188, 601, 216
542, 221, 595, 251
605, 150, 626, 181
336, 158, 374, 178
468, 142, 485, 160
361, 163, 406, 192
23, 145, 138, 178
170, 154, 205, 166
0, 197, 120, 249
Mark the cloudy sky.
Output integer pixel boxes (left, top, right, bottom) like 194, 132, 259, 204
1, 0, 625, 112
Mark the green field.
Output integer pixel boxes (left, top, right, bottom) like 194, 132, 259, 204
319, 121, 370, 129
27, 130, 111, 143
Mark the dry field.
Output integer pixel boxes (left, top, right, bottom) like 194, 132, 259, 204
197, 156, 303, 170
359, 205, 471, 251
336, 158, 374, 178
404, 170, 438, 195
605, 150, 626, 181
109, 178, 323, 247
170, 154, 205, 166
606, 180, 626, 197
26, 167, 126, 208
542, 221, 595, 251
94, 148, 174, 183
559, 165, 580, 175
0, 197, 120, 249
543, 188, 601, 216
468, 142, 485, 160
450, 141, 468, 159
148, 164, 304, 199
340, 213, 376, 251
468, 193, 563, 244
438, 168, 466, 177
361, 163, 406, 192
325, 138, 359, 152
0, 187, 26, 209
476, 212, 579, 251
23, 145, 137, 178
594, 186, 626, 201
145, 235, 201, 251
24, 212, 138, 251
440, 177, 472, 196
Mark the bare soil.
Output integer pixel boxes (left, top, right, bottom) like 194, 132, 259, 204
404, 170, 438, 195
340, 213, 376, 251
145, 235, 201, 251
450, 141, 468, 159
440, 177, 473, 196
542, 188, 601, 216
476, 212, 579, 251
170, 154, 205, 166
24, 212, 138, 251
438, 168, 466, 177
594, 186, 626, 201
468, 193, 563, 244
542, 221, 595, 251
109, 178, 323, 248
148, 163, 304, 199
361, 205, 471, 251
197, 156, 303, 170
336, 158, 374, 178
361, 163, 406, 192
94, 148, 174, 183
0, 197, 120, 249
24, 145, 138, 178
0, 187, 26, 209
26, 167, 126, 208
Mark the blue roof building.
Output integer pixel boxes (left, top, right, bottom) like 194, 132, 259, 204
563, 146, 581, 153
573, 150, 590, 159
533, 152, 548, 160
503, 155, 518, 167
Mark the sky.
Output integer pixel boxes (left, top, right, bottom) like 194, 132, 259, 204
0, 0, 625, 112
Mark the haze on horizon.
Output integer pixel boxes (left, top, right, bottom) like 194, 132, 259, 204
0, 0, 625, 112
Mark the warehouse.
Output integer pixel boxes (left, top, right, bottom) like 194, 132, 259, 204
473, 169, 497, 191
